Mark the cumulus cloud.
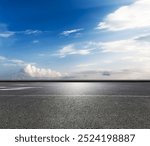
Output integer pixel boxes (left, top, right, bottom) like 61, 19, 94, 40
24, 64, 62, 78
61, 28, 83, 36
97, 0, 150, 31
0, 57, 62, 79
57, 44, 92, 58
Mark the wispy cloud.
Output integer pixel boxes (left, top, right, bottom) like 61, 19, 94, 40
0, 30, 38, 38
10, 59, 27, 66
61, 28, 84, 36
0, 22, 43, 38
63, 67, 150, 80
0, 56, 6, 61
0, 55, 35, 67
97, 0, 150, 31
0, 31, 15, 38
32, 40, 39, 44
0, 29, 42, 38
40, 42, 99, 58
56, 44, 93, 58
101, 33, 150, 53
76, 63, 97, 68
0, 23, 15, 38
23, 29, 42, 35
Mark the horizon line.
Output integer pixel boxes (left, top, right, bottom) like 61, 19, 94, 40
0, 80, 150, 82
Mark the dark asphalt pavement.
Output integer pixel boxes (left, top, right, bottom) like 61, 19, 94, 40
0, 82, 150, 129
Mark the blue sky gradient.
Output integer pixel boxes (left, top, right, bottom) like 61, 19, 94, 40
0, 0, 150, 79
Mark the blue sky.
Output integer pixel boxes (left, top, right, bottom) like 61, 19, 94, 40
0, 0, 150, 79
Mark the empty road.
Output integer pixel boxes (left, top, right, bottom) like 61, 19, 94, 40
0, 82, 150, 129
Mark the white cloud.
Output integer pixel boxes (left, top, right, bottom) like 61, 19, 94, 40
100, 36, 150, 54
61, 28, 83, 36
97, 0, 150, 31
101, 38, 150, 53
64, 68, 150, 80
0, 56, 35, 67
0, 56, 6, 61
95, 0, 150, 80
95, 33, 150, 79
10, 59, 26, 66
0, 22, 44, 39
57, 44, 92, 58
0, 31, 14, 38
24, 29, 42, 35
0, 23, 15, 38
76, 63, 97, 68
0, 23, 42, 37
111, 68, 150, 79
24, 64, 62, 78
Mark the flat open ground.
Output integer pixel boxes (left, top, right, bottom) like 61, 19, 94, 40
0, 82, 150, 129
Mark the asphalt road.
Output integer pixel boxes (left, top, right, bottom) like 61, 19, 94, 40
0, 82, 150, 129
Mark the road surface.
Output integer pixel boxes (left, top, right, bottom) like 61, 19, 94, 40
0, 82, 150, 129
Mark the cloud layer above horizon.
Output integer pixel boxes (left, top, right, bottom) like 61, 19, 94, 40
23, 64, 62, 78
